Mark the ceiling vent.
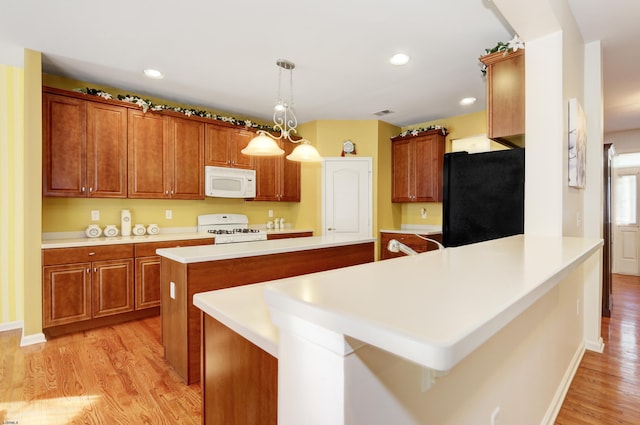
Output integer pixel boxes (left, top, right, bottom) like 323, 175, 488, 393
373, 109, 393, 116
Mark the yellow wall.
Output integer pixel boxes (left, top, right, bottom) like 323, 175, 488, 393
399, 110, 489, 225
24, 50, 43, 337
0, 64, 25, 327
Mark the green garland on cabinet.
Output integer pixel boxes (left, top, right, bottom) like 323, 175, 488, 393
74, 87, 275, 132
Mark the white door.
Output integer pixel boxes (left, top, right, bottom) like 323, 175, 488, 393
322, 157, 372, 237
614, 167, 640, 275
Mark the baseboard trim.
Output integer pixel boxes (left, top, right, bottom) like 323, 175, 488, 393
585, 337, 605, 353
21, 331, 47, 347
540, 341, 585, 425
0, 320, 24, 333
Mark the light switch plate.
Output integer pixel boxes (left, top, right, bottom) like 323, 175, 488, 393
165, 210, 172, 219
91, 210, 100, 221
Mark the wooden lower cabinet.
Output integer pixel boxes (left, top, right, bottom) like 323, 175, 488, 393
43, 263, 92, 327
135, 256, 162, 310
91, 258, 134, 318
42, 238, 213, 337
380, 232, 443, 260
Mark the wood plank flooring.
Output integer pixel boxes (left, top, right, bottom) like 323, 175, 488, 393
1, 273, 638, 424
556, 274, 640, 424
0, 316, 201, 424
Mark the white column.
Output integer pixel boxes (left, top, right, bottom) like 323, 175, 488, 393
270, 308, 360, 425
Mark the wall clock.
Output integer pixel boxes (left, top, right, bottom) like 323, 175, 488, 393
342, 140, 356, 156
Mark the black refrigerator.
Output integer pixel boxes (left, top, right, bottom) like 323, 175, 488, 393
442, 148, 525, 247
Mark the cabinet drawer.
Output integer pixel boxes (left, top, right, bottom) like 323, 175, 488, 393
43, 244, 134, 265
134, 238, 214, 257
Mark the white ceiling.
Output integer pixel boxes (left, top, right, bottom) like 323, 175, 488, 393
1, 0, 638, 134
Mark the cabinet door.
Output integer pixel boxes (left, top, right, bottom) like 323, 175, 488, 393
204, 124, 232, 167
43, 93, 87, 197
413, 135, 442, 202
230, 129, 255, 169
391, 138, 413, 202
254, 154, 279, 201
92, 259, 134, 318
128, 110, 169, 198
135, 256, 161, 309
280, 140, 301, 202
168, 117, 204, 199
43, 263, 92, 327
87, 102, 128, 197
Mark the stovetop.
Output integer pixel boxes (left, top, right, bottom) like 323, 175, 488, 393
197, 214, 266, 244
207, 228, 262, 235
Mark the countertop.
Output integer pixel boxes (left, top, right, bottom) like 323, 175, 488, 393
41, 227, 314, 249
379, 224, 442, 235
194, 235, 602, 372
157, 234, 376, 264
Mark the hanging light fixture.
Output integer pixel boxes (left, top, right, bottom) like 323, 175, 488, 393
241, 59, 322, 162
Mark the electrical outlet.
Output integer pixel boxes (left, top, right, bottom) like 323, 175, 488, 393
491, 406, 501, 425
165, 210, 172, 219
91, 210, 100, 221
170, 282, 176, 300
421, 208, 427, 219
268, 209, 274, 218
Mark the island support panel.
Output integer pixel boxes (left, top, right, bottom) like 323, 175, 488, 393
161, 241, 374, 384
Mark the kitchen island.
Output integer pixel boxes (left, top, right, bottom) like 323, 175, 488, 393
194, 235, 602, 425
156, 234, 375, 384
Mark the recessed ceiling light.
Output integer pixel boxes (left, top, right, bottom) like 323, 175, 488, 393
460, 97, 477, 106
389, 53, 410, 66
143, 68, 164, 79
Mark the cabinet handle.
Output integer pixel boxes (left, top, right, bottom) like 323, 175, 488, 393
88, 252, 95, 256
86, 268, 90, 273
327, 228, 335, 231
93, 268, 97, 273
89, 187, 93, 193
165, 190, 169, 195
81, 186, 85, 193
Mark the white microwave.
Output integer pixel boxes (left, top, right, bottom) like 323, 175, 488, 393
205, 166, 256, 198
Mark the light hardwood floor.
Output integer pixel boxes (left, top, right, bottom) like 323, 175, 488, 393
0, 316, 201, 424
1, 274, 638, 424
556, 274, 640, 424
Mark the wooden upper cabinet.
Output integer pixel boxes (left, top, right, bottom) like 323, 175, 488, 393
43, 90, 127, 197
391, 130, 446, 203
205, 124, 254, 169
253, 139, 300, 202
480, 49, 525, 147
43, 92, 87, 196
87, 102, 128, 197
128, 109, 169, 198
167, 116, 204, 199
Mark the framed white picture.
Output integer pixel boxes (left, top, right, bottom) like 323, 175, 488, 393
568, 98, 587, 188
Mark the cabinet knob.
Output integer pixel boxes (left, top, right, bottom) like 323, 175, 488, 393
86, 268, 90, 273
89, 187, 93, 193
165, 190, 169, 195
81, 186, 86, 193
93, 268, 97, 273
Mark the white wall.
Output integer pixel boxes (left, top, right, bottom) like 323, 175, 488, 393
606, 129, 640, 154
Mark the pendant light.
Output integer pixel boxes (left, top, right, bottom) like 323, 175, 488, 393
241, 59, 322, 162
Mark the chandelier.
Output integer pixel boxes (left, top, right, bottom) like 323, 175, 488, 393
241, 59, 322, 162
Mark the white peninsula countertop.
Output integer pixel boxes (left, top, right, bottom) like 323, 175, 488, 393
157, 234, 376, 264
194, 235, 602, 372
